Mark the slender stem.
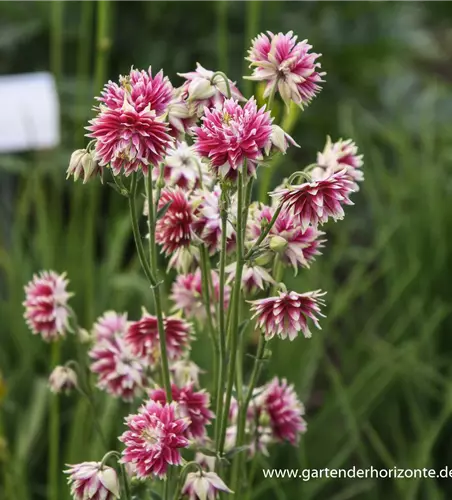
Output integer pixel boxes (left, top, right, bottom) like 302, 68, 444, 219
48, 341, 61, 500
216, 1, 228, 73
218, 169, 245, 455
214, 194, 228, 444
199, 246, 220, 410
173, 462, 204, 500
266, 79, 278, 114
245, 204, 283, 260
121, 464, 132, 500
128, 174, 157, 286
211, 71, 231, 101
50, 1, 64, 85
145, 173, 172, 402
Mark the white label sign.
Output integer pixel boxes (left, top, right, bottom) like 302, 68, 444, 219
0, 72, 60, 153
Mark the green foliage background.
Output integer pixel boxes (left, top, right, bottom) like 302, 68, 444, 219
1, 2, 452, 499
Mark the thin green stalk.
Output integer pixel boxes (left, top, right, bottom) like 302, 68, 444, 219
120, 465, 131, 500
218, 169, 245, 455
128, 174, 156, 286
48, 341, 61, 500
217, 1, 228, 72
214, 195, 228, 444
145, 174, 172, 402
50, 1, 64, 84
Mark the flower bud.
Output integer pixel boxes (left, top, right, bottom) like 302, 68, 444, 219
67, 149, 101, 184
98, 467, 120, 498
254, 251, 273, 267
269, 235, 288, 253
265, 125, 300, 155
48, 365, 77, 394
188, 78, 216, 101
77, 328, 92, 344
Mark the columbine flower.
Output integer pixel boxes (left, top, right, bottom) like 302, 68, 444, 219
153, 141, 210, 190
126, 311, 192, 362
193, 97, 272, 179
265, 125, 299, 155
48, 366, 77, 394
167, 90, 196, 138
23, 271, 71, 341
178, 63, 244, 117
149, 383, 214, 439
168, 246, 200, 274
67, 149, 101, 183
98, 67, 173, 116
182, 471, 233, 499
226, 263, 274, 295
315, 136, 364, 190
249, 290, 325, 341
120, 401, 190, 478
92, 311, 128, 341
65, 462, 120, 500
245, 31, 325, 108
271, 170, 355, 231
89, 333, 147, 402
192, 186, 235, 254
170, 268, 230, 320
87, 98, 172, 177
170, 359, 204, 387
248, 204, 325, 272
155, 188, 194, 255
261, 377, 307, 445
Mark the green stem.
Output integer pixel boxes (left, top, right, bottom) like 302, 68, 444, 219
50, 1, 64, 84
214, 195, 228, 445
218, 169, 246, 455
145, 173, 172, 402
199, 246, 220, 406
128, 174, 157, 286
173, 462, 204, 500
121, 464, 132, 500
245, 204, 283, 260
211, 71, 231, 100
48, 341, 61, 500
217, 1, 228, 73
266, 79, 278, 115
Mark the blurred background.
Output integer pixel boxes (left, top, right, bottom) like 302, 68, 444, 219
1, 1, 452, 499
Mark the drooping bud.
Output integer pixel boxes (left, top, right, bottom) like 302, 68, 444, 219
67, 149, 101, 184
48, 365, 77, 394
182, 470, 233, 499
269, 235, 288, 253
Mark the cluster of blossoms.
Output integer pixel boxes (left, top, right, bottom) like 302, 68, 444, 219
22, 30, 364, 500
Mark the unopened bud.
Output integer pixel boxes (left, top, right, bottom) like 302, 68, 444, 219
48, 365, 77, 394
269, 235, 288, 253
67, 149, 101, 184
254, 251, 273, 267
78, 328, 91, 344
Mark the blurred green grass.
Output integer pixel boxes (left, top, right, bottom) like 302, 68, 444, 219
1, 2, 452, 499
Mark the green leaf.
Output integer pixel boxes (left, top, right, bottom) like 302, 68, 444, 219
156, 200, 173, 220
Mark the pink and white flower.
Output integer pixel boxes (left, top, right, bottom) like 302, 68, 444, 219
23, 271, 71, 341
246, 31, 325, 108
225, 263, 275, 295
170, 268, 230, 320
92, 311, 128, 342
271, 169, 355, 231
178, 63, 244, 117
182, 471, 233, 499
153, 141, 210, 190
65, 462, 120, 500
126, 311, 192, 362
120, 401, 190, 478
87, 67, 174, 176
265, 125, 300, 155
155, 188, 194, 255
170, 359, 204, 388
192, 186, 235, 254
149, 383, 214, 439
248, 204, 325, 271
315, 136, 364, 189
89, 333, 147, 401
48, 366, 77, 394
193, 98, 272, 179
249, 290, 326, 341
261, 377, 307, 445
